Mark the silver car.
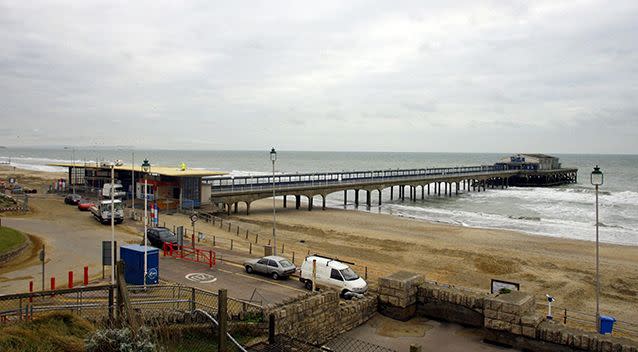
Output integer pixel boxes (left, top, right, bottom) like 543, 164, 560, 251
244, 255, 296, 280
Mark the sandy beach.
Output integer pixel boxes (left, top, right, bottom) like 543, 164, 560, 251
2, 165, 637, 324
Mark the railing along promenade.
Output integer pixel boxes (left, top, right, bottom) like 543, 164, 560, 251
204, 165, 577, 214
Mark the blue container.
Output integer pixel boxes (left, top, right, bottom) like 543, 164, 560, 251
120, 244, 159, 285
599, 315, 616, 334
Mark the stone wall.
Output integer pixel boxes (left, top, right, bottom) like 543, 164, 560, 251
417, 281, 487, 327
264, 290, 377, 345
377, 272, 638, 352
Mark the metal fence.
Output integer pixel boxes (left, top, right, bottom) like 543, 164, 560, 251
535, 301, 638, 340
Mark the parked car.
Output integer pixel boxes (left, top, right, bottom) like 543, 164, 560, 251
146, 227, 178, 249
77, 199, 95, 211
299, 255, 367, 298
64, 193, 82, 205
244, 256, 296, 280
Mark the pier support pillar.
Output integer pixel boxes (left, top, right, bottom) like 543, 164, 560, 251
344, 190, 348, 206
295, 195, 301, 209
308, 196, 313, 211
283, 195, 287, 208
456, 182, 459, 195
444, 182, 447, 196
390, 186, 393, 200
322, 195, 326, 210
355, 189, 359, 207
366, 190, 371, 207
378, 189, 382, 205
427, 183, 430, 195
226, 203, 231, 215
233, 202, 238, 213
401, 186, 405, 201
246, 202, 251, 215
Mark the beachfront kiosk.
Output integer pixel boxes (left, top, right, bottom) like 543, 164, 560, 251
48, 161, 226, 211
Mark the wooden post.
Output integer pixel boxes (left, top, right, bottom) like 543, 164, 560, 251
312, 259, 317, 291
213, 235, 216, 247
255, 234, 259, 244
268, 313, 276, 344
281, 243, 284, 254
249, 242, 252, 254
230, 239, 233, 250
217, 289, 228, 352
365, 266, 368, 280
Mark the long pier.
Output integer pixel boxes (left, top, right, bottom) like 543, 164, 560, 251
205, 165, 577, 215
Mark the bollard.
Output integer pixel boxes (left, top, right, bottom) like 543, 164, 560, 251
84, 266, 89, 286
249, 242, 252, 254
29, 281, 33, 302
68, 271, 73, 288
230, 239, 233, 250
50, 277, 55, 291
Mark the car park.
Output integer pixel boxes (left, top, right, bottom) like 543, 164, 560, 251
299, 255, 367, 298
64, 193, 82, 205
146, 227, 179, 249
244, 255, 296, 280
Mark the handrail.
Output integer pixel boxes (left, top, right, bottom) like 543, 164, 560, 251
193, 309, 248, 352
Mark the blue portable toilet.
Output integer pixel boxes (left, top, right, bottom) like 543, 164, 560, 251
120, 244, 159, 285
599, 315, 616, 335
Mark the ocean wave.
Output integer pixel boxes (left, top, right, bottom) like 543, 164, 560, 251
475, 186, 638, 206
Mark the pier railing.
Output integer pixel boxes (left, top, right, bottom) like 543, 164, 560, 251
206, 165, 512, 193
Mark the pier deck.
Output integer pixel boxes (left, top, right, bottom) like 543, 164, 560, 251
205, 165, 578, 214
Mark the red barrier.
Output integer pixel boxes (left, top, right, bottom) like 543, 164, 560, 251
83, 266, 89, 286
50, 277, 55, 291
68, 271, 73, 289
29, 281, 33, 302
163, 242, 215, 268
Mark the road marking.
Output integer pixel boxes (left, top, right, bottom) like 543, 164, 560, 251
185, 272, 218, 283
234, 272, 306, 293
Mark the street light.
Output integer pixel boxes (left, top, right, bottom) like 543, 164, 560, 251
141, 159, 151, 288
64, 147, 76, 194
591, 165, 603, 331
270, 148, 277, 256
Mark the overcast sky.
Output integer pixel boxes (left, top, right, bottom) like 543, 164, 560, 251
1, 1, 636, 153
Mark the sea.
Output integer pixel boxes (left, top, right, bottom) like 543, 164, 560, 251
2, 148, 637, 246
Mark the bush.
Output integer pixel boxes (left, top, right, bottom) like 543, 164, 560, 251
85, 326, 159, 352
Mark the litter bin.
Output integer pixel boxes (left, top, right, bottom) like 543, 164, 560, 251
599, 315, 616, 335
120, 244, 159, 285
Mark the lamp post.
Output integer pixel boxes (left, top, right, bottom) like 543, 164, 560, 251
590, 165, 604, 331
64, 147, 76, 194
110, 163, 115, 285
270, 148, 277, 255
141, 159, 151, 288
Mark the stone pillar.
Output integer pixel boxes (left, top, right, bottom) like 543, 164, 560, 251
378, 271, 424, 321
484, 291, 536, 337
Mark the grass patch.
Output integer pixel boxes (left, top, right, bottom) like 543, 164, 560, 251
0, 312, 96, 352
0, 226, 27, 254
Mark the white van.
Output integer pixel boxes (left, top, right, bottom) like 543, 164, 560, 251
299, 255, 368, 297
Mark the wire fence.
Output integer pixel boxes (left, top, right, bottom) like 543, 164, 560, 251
169, 212, 374, 285
534, 301, 638, 340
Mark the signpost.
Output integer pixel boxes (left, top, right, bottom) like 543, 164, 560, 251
190, 214, 198, 249
39, 245, 45, 291
102, 241, 117, 279
491, 279, 520, 294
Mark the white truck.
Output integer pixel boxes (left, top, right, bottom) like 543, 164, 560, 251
102, 183, 126, 199
90, 200, 124, 224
